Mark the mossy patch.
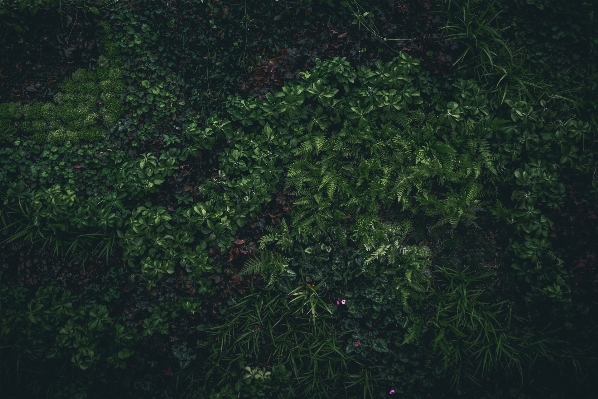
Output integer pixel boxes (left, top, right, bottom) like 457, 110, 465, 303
0, 29, 124, 146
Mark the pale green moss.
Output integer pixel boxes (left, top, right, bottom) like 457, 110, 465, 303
0, 20, 125, 145
83, 113, 99, 127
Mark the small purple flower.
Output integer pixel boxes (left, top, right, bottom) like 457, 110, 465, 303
336, 301, 340, 306
354, 340, 361, 347
389, 389, 396, 395
341, 299, 346, 305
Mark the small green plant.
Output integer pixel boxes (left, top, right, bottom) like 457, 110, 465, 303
439, 0, 556, 103
199, 288, 355, 399
429, 266, 560, 387
242, 365, 271, 384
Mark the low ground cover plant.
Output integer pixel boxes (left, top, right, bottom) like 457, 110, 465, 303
0, 0, 597, 398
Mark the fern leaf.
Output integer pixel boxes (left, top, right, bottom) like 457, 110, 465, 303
403, 317, 423, 345
314, 135, 326, 153
364, 244, 389, 265
239, 251, 291, 286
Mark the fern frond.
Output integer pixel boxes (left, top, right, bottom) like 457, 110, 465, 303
298, 140, 314, 156
464, 182, 482, 204
395, 113, 412, 129
259, 229, 280, 249
319, 172, 340, 200
433, 328, 447, 353
239, 251, 291, 287
314, 135, 326, 153
258, 219, 293, 251
476, 138, 497, 175
239, 251, 289, 276
402, 317, 424, 345
364, 244, 389, 266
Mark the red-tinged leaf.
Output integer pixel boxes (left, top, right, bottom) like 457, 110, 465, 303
338, 32, 348, 38
234, 239, 246, 245
74, 165, 81, 169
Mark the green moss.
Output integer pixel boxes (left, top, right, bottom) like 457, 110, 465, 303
34, 129, 48, 143
70, 82, 100, 96
0, 102, 22, 119
0, 118, 17, 141
79, 127, 104, 141
71, 69, 87, 82
102, 112, 118, 125
66, 130, 79, 143
23, 103, 44, 120
47, 128, 65, 143
77, 94, 99, 109
71, 69, 97, 83
59, 79, 76, 93
53, 92, 64, 105
83, 113, 99, 127
97, 55, 110, 69
97, 68, 122, 82
21, 120, 46, 134
100, 92, 124, 116
103, 43, 120, 62
0, 20, 124, 146
47, 128, 79, 144
61, 93, 76, 105
99, 80, 118, 92
64, 118, 85, 131
46, 118, 61, 131
41, 103, 55, 120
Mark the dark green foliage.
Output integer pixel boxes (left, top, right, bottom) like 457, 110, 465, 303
1, 0, 598, 397
0, 272, 139, 376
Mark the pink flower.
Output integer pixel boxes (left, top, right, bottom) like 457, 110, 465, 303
341, 299, 346, 304
389, 389, 395, 394
336, 301, 340, 306
354, 340, 361, 347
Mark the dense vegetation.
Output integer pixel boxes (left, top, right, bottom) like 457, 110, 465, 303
1, 0, 597, 398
